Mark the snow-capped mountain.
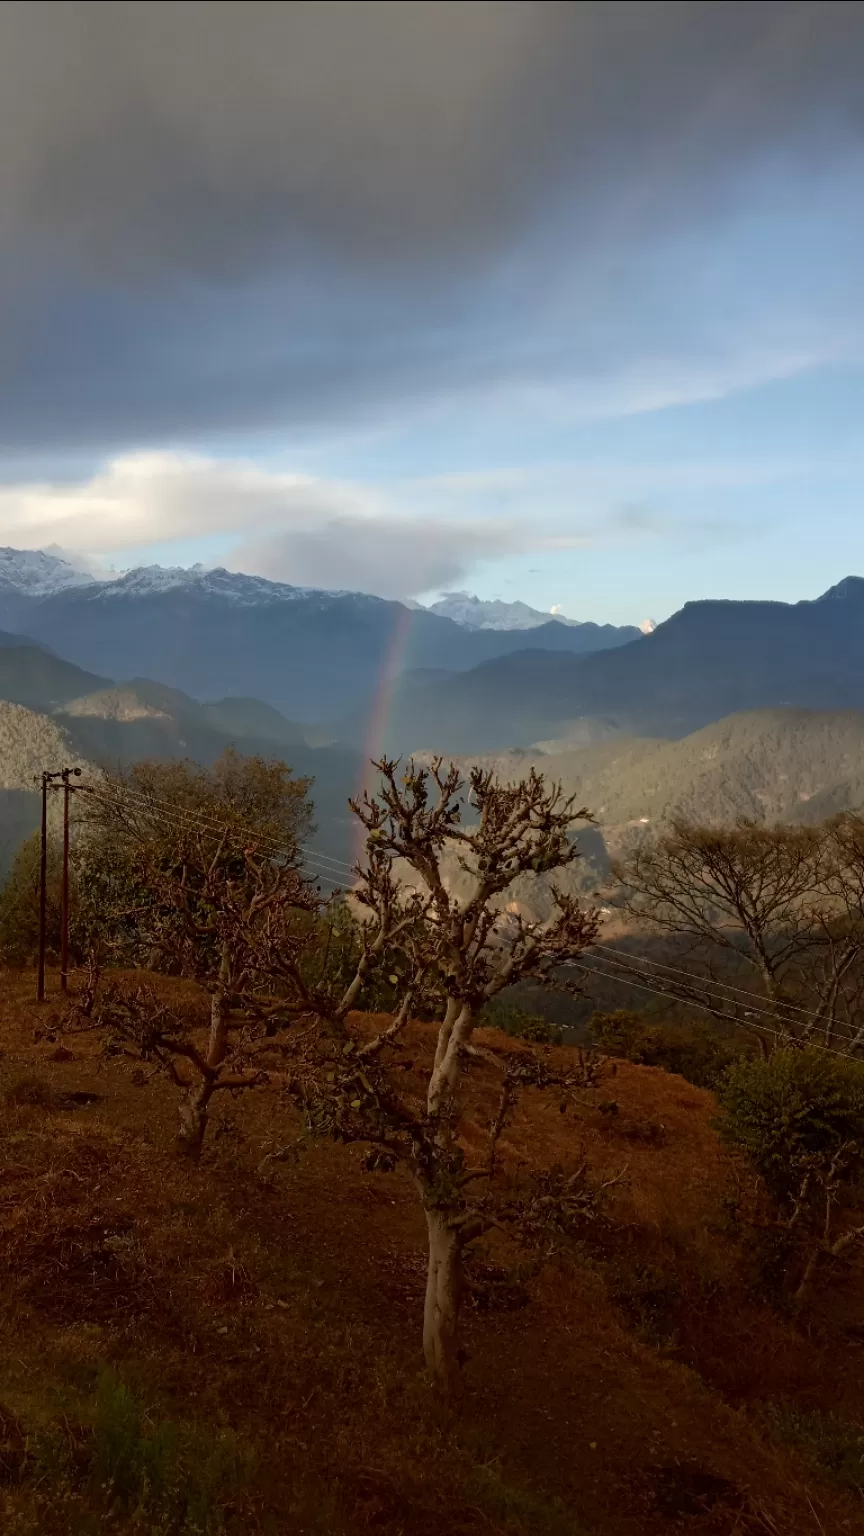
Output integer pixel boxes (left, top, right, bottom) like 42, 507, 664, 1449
0, 546, 96, 598
423, 592, 582, 631
0, 547, 640, 724
82, 563, 355, 606
0, 550, 359, 609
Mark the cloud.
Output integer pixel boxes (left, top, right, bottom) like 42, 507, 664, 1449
0, 450, 587, 598
0, 4, 863, 454
2, 4, 862, 277
231, 524, 513, 601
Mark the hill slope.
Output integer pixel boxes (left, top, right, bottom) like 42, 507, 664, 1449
0, 701, 92, 875
414, 710, 864, 922
0, 684, 360, 874
1, 974, 862, 1534
0, 643, 109, 714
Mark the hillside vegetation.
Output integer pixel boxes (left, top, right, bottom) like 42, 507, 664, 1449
3, 739, 864, 1531
0, 684, 359, 872
1, 973, 864, 1535
441, 709, 864, 861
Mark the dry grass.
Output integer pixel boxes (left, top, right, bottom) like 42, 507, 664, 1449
0, 967, 863, 1533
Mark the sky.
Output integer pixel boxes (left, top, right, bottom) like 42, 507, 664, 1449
1, 1, 864, 625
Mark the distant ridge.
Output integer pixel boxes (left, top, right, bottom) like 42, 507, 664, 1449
0, 548, 638, 721
369, 576, 864, 753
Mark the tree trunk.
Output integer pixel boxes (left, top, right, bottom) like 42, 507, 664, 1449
791, 1245, 823, 1313
176, 991, 229, 1156
423, 1207, 463, 1393
177, 1077, 215, 1157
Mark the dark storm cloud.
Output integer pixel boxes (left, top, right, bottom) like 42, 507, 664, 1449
1, 1, 863, 452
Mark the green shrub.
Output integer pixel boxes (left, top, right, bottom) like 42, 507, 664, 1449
589, 1009, 746, 1088
756, 1400, 864, 1493
717, 1049, 864, 1307
44, 1368, 258, 1531
92, 1372, 179, 1513
0, 832, 63, 967
716, 1048, 864, 1206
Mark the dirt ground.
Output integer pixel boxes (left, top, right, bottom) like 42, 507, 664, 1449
1, 967, 863, 1534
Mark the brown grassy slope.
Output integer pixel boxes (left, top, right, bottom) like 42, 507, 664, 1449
0, 970, 863, 1534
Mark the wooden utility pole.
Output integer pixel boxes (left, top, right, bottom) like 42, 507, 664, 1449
37, 772, 50, 1003
36, 766, 82, 1003
60, 766, 82, 992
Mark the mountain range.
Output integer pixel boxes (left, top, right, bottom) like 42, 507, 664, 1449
419, 591, 583, 630
419, 590, 657, 635
4, 547, 864, 907
367, 577, 864, 754
5, 549, 864, 758
3, 598, 864, 926
0, 549, 641, 723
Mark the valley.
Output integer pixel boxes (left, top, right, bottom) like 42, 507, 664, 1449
4, 551, 864, 914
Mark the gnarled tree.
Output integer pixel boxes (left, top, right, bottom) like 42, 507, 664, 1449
287, 758, 604, 1391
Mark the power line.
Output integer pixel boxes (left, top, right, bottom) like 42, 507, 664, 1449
567, 956, 864, 1064
590, 939, 847, 1028
87, 779, 356, 880
90, 777, 357, 872
581, 944, 864, 1054
586, 942, 864, 1054
93, 780, 348, 899
56, 771, 864, 1052
587, 939, 864, 1051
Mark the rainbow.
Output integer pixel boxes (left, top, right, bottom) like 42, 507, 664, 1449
352, 601, 415, 857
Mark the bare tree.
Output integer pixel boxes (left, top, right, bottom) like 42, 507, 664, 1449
615, 820, 864, 1052
286, 758, 606, 1391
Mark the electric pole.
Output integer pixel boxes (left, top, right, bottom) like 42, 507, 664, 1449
36, 766, 82, 1003
60, 766, 83, 992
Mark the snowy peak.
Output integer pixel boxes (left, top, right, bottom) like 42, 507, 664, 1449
0, 547, 366, 609
0, 546, 96, 598
424, 592, 582, 631
62, 564, 358, 607
640, 618, 657, 634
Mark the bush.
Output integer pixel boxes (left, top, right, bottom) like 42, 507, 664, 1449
717, 1049, 864, 1308
33, 1368, 258, 1531
716, 1048, 864, 1206
589, 1009, 746, 1088
4, 1074, 60, 1110
0, 833, 63, 968
756, 1399, 864, 1493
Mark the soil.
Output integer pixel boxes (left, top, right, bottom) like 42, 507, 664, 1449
1, 967, 863, 1534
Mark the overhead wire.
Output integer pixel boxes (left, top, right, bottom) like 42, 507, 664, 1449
580, 941, 864, 1054
566, 956, 864, 1064
589, 938, 848, 1028
94, 777, 358, 874
87, 781, 349, 903
85, 785, 346, 895
70, 773, 864, 1056
86, 777, 357, 881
